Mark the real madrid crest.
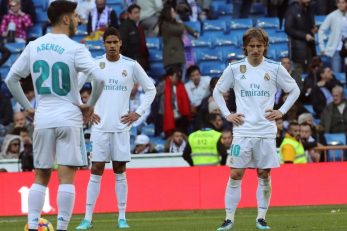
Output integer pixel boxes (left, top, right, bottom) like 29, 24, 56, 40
99, 62, 105, 69
122, 70, 127, 77
240, 65, 246, 74
264, 73, 270, 81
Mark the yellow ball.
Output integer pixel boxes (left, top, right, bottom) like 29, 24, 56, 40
24, 218, 54, 231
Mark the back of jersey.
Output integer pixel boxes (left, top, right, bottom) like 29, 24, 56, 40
11, 33, 94, 129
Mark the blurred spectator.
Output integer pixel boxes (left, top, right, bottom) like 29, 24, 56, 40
267, 0, 289, 29
119, 4, 149, 70
0, 0, 33, 43
130, 84, 151, 129
232, 0, 252, 18
0, 168, 7, 172
158, 5, 198, 72
285, 0, 317, 75
154, 66, 191, 137
300, 122, 321, 162
320, 85, 347, 133
0, 0, 36, 23
132, 134, 157, 154
176, 0, 199, 22
310, 67, 342, 117
0, 85, 13, 126
12, 127, 33, 171
77, 0, 96, 24
281, 57, 303, 91
276, 92, 307, 121
208, 113, 224, 132
87, 0, 118, 35
80, 86, 91, 104
315, 0, 337, 15
276, 118, 286, 147
0, 39, 11, 67
164, 129, 187, 153
138, 0, 163, 37
184, 65, 211, 116
303, 56, 324, 102
0, 134, 22, 159
7, 111, 34, 138
183, 114, 227, 166
208, 100, 221, 115
318, 0, 347, 73
221, 128, 233, 150
280, 121, 308, 164
298, 112, 326, 145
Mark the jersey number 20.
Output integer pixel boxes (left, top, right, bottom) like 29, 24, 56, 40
34, 60, 70, 96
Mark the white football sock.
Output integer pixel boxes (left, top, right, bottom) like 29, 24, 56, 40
115, 172, 128, 220
225, 178, 241, 222
57, 184, 75, 230
85, 174, 102, 221
28, 184, 46, 229
256, 177, 271, 221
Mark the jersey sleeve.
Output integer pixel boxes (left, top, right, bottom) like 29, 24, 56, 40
11, 44, 31, 78
215, 65, 235, 93
132, 61, 156, 115
74, 45, 98, 76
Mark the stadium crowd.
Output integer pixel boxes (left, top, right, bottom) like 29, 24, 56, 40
0, 0, 347, 171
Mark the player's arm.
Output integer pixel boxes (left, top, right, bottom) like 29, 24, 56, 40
213, 65, 244, 125
5, 46, 33, 112
276, 65, 300, 115
121, 62, 156, 126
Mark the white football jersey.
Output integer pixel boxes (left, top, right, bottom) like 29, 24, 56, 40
10, 33, 100, 129
80, 54, 156, 132
215, 57, 298, 138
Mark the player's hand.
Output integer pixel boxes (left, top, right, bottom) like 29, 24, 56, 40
265, 109, 283, 121
226, 113, 245, 126
78, 104, 94, 124
25, 108, 35, 121
90, 113, 101, 125
121, 112, 141, 126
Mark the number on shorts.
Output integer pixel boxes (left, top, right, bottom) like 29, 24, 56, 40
231, 144, 240, 157
34, 60, 71, 96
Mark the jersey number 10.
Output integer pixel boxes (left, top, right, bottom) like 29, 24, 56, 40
34, 60, 71, 96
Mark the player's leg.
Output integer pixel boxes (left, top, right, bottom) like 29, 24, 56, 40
217, 137, 252, 231
77, 131, 110, 229
27, 169, 52, 231
112, 131, 131, 229
55, 127, 88, 231
28, 128, 55, 231
256, 169, 271, 230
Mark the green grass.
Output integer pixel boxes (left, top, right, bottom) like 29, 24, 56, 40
2, 205, 347, 231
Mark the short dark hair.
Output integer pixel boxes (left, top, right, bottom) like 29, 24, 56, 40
186, 65, 200, 78
11, 127, 29, 136
47, 0, 77, 26
127, 4, 140, 13
288, 120, 299, 129
103, 26, 121, 41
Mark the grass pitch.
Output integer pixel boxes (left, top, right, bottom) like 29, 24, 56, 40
1, 205, 347, 231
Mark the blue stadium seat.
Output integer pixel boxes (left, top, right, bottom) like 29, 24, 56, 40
148, 62, 165, 80
303, 104, 315, 116
28, 24, 43, 38
194, 47, 223, 64
150, 136, 165, 152
229, 19, 253, 30
33, 0, 46, 9
315, 15, 326, 27
90, 50, 105, 58
255, 17, 280, 29
334, 72, 346, 85
5, 42, 25, 53
0, 67, 10, 80
111, 4, 124, 16
202, 19, 227, 35
146, 37, 161, 50
108, 0, 123, 6
267, 47, 277, 60
324, 133, 346, 161
75, 24, 88, 36
219, 46, 244, 62
141, 124, 155, 137
344, 88, 347, 98
84, 40, 104, 50
189, 35, 212, 48
200, 61, 226, 77
184, 21, 201, 35
35, 8, 48, 23
213, 34, 239, 47
268, 31, 288, 44
249, 2, 266, 17
273, 43, 289, 60
217, 3, 233, 19
148, 49, 163, 62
